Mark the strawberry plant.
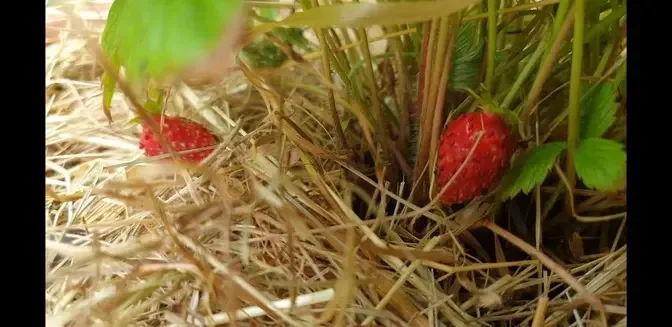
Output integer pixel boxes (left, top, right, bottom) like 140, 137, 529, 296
65, 0, 629, 325
499, 79, 626, 199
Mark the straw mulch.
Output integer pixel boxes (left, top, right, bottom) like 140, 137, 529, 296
45, 4, 626, 327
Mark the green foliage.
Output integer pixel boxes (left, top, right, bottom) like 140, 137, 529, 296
579, 81, 618, 140
463, 88, 520, 126
240, 38, 288, 69
143, 87, 166, 115
574, 138, 626, 191
100, 0, 127, 119
259, 7, 278, 21
422, 21, 509, 92
101, 0, 245, 83
253, 10, 313, 53
272, 27, 313, 52
499, 142, 567, 200
450, 22, 483, 91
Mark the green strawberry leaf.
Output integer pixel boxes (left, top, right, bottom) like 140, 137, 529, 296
101, 0, 245, 83
574, 138, 626, 191
448, 22, 508, 92
450, 21, 483, 91
99, 0, 127, 122
101, 0, 126, 59
579, 81, 618, 140
499, 142, 567, 200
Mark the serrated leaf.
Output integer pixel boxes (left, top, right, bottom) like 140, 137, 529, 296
579, 81, 617, 139
499, 142, 567, 200
450, 21, 483, 91
252, 0, 480, 34
101, 0, 245, 83
574, 138, 626, 191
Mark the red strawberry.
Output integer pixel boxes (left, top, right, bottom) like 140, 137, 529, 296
436, 112, 515, 204
139, 115, 218, 163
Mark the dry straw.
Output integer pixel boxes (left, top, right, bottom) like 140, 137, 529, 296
46, 1, 626, 326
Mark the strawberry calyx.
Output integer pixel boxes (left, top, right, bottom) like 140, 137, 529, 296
127, 84, 166, 126
144, 83, 166, 115
463, 87, 521, 128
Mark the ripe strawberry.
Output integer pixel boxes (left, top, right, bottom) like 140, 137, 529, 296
436, 112, 515, 204
139, 115, 218, 163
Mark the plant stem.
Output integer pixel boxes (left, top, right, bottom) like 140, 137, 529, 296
565, 0, 585, 209
612, 60, 627, 87
425, 18, 451, 118
550, 0, 571, 42
583, 6, 626, 46
414, 23, 431, 117
464, 0, 562, 22
428, 19, 460, 184
306, 0, 348, 150
606, 21, 627, 71
486, 0, 497, 90
523, 4, 575, 121
498, 0, 512, 50
593, 41, 614, 76
501, 29, 548, 110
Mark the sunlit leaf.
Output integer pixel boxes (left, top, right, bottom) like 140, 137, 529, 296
101, 0, 245, 83
574, 138, 626, 191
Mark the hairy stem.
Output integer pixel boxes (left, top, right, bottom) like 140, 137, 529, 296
486, 0, 498, 90
523, 4, 576, 121
565, 0, 585, 210
501, 28, 549, 110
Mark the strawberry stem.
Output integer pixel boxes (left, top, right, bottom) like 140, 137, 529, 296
565, 0, 585, 210
522, 2, 575, 122
485, 0, 497, 91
